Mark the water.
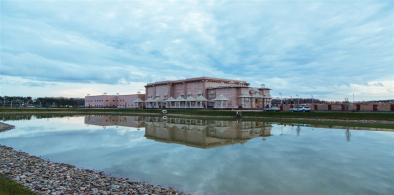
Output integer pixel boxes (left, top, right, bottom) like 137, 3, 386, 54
1, 115, 393, 195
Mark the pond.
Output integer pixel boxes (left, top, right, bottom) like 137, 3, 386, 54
0, 115, 393, 195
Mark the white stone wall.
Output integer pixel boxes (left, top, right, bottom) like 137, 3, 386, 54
85, 94, 144, 108
85, 95, 117, 108
186, 81, 204, 96
211, 88, 238, 108
146, 87, 156, 98
173, 83, 185, 98
117, 94, 145, 108
155, 85, 170, 98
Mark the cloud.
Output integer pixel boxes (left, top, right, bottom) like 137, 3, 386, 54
0, 0, 393, 100
0, 76, 146, 98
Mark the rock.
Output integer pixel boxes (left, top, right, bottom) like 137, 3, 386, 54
0, 145, 187, 194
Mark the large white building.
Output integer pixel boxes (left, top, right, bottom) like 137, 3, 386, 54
145, 77, 271, 109
85, 77, 272, 109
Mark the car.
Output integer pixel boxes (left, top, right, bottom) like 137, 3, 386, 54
289, 104, 311, 112
265, 106, 281, 112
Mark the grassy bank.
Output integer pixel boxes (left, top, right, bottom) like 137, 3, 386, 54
1, 108, 394, 130
0, 174, 36, 195
1, 108, 394, 121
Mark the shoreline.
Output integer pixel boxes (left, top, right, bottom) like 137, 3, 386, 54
0, 122, 15, 132
1, 110, 394, 130
0, 145, 184, 194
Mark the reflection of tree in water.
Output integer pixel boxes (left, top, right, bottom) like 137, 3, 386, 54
0, 113, 79, 121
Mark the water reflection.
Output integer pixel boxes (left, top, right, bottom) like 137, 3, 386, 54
1, 115, 394, 195
84, 115, 271, 148
84, 115, 145, 128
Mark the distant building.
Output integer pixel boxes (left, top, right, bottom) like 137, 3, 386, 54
145, 77, 271, 109
85, 94, 145, 108
276, 102, 394, 112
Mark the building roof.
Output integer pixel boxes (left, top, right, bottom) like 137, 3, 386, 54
206, 86, 271, 90
175, 96, 186, 101
145, 97, 155, 102
186, 96, 196, 101
145, 77, 249, 87
239, 94, 254, 98
165, 97, 176, 102
85, 94, 144, 98
207, 85, 250, 90
133, 97, 144, 103
153, 97, 162, 102
195, 95, 208, 101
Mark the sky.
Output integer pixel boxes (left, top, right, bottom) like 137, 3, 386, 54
0, 0, 393, 101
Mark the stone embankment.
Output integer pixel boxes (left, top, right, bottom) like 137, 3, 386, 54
0, 145, 184, 194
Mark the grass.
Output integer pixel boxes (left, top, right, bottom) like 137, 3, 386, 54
1, 108, 393, 130
1, 108, 394, 121
0, 174, 36, 195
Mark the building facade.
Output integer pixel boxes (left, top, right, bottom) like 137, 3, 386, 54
85, 94, 145, 108
276, 102, 394, 112
145, 77, 271, 109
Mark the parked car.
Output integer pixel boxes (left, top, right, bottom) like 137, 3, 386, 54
265, 106, 280, 112
289, 104, 311, 112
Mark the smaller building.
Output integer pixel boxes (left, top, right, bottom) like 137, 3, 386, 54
277, 102, 394, 112
85, 94, 145, 108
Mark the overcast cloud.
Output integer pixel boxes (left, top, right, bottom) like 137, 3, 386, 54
0, 0, 393, 100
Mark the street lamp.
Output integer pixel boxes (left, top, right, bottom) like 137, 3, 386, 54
279, 92, 283, 109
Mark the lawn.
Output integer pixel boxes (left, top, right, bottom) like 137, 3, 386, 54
1, 108, 393, 121
0, 174, 36, 195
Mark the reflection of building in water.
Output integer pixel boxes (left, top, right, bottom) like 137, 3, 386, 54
84, 115, 272, 148
144, 117, 272, 148
84, 115, 145, 128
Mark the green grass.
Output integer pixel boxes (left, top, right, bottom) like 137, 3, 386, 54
0, 174, 36, 195
1, 108, 394, 130
1, 108, 393, 121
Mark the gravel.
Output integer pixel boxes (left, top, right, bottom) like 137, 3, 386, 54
0, 145, 185, 195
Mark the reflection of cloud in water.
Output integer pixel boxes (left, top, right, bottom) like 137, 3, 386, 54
0, 115, 393, 195
0, 116, 141, 139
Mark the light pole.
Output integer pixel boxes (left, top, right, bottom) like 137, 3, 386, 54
279, 92, 283, 110
352, 88, 355, 111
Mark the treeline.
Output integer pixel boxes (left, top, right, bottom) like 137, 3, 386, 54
0, 96, 84, 108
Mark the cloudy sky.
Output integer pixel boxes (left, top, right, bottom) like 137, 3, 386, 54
0, 0, 393, 100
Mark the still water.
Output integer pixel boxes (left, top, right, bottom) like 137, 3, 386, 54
0, 115, 393, 195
